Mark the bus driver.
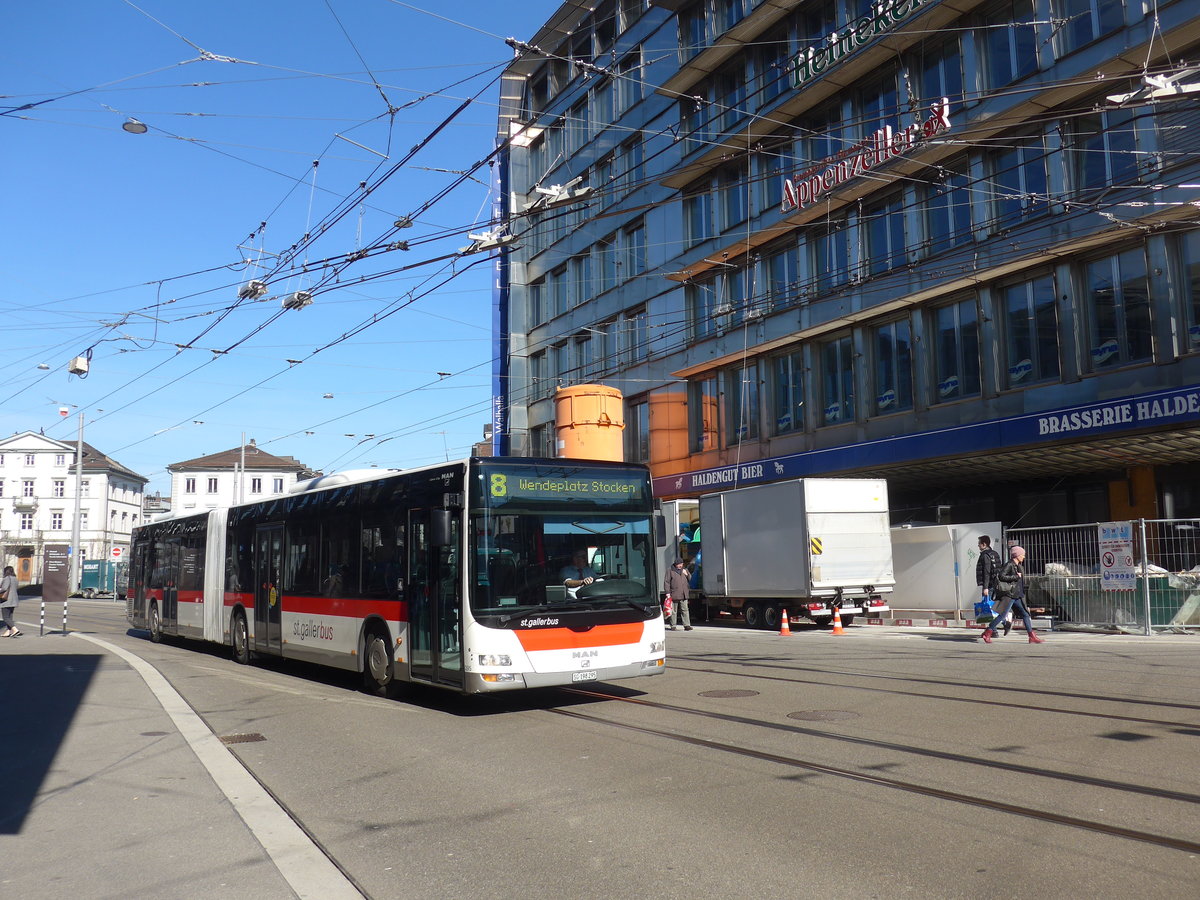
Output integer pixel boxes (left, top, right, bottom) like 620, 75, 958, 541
560, 549, 597, 599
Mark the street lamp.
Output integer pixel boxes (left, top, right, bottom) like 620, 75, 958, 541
122, 118, 148, 134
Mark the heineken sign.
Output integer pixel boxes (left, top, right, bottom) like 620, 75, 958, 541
781, 99, 950, 213
790, 0, 933, 89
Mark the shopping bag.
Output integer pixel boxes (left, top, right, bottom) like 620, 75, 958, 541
973, 598, 996, 624
663, 595, 673, 618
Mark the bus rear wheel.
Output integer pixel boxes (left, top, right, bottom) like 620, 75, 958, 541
148, 602, 163, 643
232, 610, 251, 665
363, 630, 394, 696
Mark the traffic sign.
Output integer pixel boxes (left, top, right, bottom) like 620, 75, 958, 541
111, 546, 123, 559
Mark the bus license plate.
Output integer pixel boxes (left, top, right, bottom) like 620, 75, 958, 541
572, 670, 598, 682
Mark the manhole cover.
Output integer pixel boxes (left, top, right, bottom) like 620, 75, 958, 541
699, 689, 760, 698
219, 733, 267, 744
787, 710, 860, 722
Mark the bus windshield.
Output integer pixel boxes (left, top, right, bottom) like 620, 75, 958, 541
470, 511, 656, 623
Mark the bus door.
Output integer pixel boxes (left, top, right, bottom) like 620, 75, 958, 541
407, 509, 463, 687
162, 538, 180, 636
254, 524, 284, 654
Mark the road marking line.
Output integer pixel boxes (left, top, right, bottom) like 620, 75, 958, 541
71, 632, 364, 900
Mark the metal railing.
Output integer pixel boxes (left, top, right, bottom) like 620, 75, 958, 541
1004, 519, 1200, 633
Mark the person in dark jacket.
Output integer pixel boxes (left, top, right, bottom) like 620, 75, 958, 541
663, 558, 692, 631
975, 535, 1006, 634
982, 546, 1044, 644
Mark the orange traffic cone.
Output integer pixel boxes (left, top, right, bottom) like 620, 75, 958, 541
831, 608, 845, 635
779, 609, 791, 636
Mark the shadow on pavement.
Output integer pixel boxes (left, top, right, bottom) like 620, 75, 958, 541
0, 653, 101, 834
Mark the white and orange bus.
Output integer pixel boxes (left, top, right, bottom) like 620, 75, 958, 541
127, 457, 666, 694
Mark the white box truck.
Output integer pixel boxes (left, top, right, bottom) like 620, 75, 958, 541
661, 478, 894, 628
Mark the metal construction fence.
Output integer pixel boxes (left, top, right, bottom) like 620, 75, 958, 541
1004, 520, 1200, 633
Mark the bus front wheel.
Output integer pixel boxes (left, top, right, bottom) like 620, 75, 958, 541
363, 630, 394, 696
232, 611, 251, 665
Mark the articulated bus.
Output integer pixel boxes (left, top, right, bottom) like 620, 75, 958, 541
127, 457, 666, 694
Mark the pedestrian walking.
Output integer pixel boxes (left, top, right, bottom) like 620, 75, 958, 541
975, 534, 1008, 635
1, 565, 20, 637
982, 546, 1043, 644
663, 558, 692, 631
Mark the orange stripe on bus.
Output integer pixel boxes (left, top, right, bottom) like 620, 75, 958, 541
516, 622, 644, 652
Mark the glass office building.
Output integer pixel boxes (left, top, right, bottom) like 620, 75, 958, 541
495, 0, 1200, 526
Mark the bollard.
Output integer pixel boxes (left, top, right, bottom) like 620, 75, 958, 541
40, 599, 46, 636
62, 598, 69, 635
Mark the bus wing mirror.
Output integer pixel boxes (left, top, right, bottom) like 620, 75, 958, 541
655, 513, 667, 548
431, 509, 454, 547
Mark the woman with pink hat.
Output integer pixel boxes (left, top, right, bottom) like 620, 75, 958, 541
982, 546, 1044, 644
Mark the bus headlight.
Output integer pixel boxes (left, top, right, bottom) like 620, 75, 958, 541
481, 672, 519, 683
478, 654, 512, 667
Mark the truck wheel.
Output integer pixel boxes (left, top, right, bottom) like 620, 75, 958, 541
763, 604, 780, 630
744, 602, 765, 629
840, 614, 855, 627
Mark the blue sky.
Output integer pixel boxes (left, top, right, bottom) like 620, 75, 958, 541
3, 0, 557, 496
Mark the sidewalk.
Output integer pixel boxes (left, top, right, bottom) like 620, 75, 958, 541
0, 618, 359, 899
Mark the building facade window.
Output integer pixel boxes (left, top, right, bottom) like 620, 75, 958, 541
570, 253, 592, 306
1068, 106, 1139, 192
620, 219, 646, 280
273, 478, 284, 493
626, 398, 650, 462
20, 512, 33, 531
24, 454, 35, 466
771, 350, 805, 435
22, 480, 34, 498
1051, 0, 1125, 58
922, 160, 972, 255
55, 454, 66, 466
811, 221, 851, 293
596, 234, 618, 294
979, 0, 1039, 90
185, 477, 196, 493
207, 477, 218, 493
820, 334, 856, 425
765, 242, 798, 311
989, 135, 1049, 232
723, 362, 760, 444
251, 477, 262, 494
872, 319, 913, 414
80, 510, 88, 529
688, 280, 718, 341
530, 350, 547, 400
52, 479, 65, 498
51, 512, 63, 530
1002, 274, 1061, 387
864, 193, 907, 276
1177, 230, 1200, 349
916, 36, 964, 105
932, 297, 981, 401
689, 376, 720, 451
625, 306, 649, 362
684, 183, 713, 246
616, 48, 643, 113
618, 138, 643, 195
1083, 247, 1153, 371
